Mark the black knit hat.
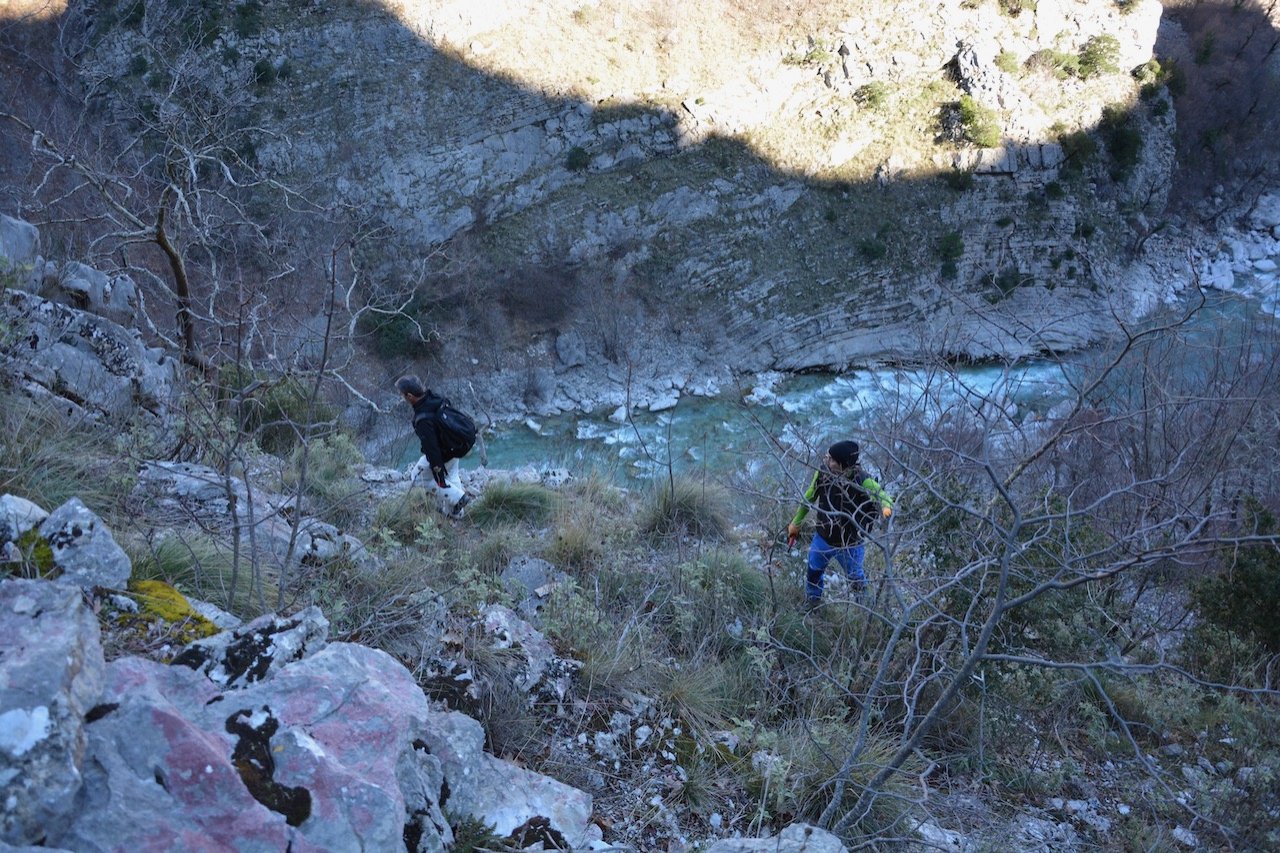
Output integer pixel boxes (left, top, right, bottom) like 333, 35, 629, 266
828, 440, 860, 467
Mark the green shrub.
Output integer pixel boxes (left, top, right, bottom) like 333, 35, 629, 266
998, 0, 1036, 16
1078, 35, 1121, 79
356, 296, 441, 362
1058, 128, 1097, 174
565, 146, 591, 171
1045, 181, 1066, 200
942, 167, 974, 191
1195, 31, 1216, 66
1100, 104, 1142, 179
1193, 505, 1280, 653
854, 82, 890, 110
234, 0, 264, 38
283, 433, 363, 525
1027, 49, 1080, 80
995, 50, 1021, 74
995, 215, 1015, 228
127, 53, 149, 76
638, 477, 730, 540
216, 365, 335, 457
252, 58, 276, 90
937, 230, 965, 262
858, 237, 887, 260
957, 95, 1002, 147
121, 0, 145, 28
468, 481, 557, 527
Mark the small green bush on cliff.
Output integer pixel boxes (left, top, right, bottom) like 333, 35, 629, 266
957, 96, 1002, 148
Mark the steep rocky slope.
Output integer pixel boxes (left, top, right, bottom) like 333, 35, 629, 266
68, 0, 1179, 375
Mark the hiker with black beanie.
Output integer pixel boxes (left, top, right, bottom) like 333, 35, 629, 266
786, 440, 893, 609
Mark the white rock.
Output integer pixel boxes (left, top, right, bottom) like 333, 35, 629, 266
1172, 825, 1198, 847
1254, 258, 1277, 273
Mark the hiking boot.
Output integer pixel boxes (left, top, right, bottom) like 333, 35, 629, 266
449, 493, 472, 519
803, 597, 822, 613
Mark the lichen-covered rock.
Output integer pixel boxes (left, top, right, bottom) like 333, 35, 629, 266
701, 822, 847, 852
55, 261, 140, 326
171, 607, 330, 688
0, 287, 178, 428
37, 498, 131, 590
420, 710, 604, 850
130, 461, 369, 570
53, 643, 453, 852
0, 579, 104, 846
478, 604, 580, 703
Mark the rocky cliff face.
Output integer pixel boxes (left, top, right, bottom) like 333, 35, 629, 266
70, 0, 1183, 385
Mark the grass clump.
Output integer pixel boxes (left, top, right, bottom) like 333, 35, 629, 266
854, 82, 890, 110
372, 489, 445, 546
638, 477, 730, 540
0, 394, 134, 517
468, 481, 558, 527
546, 512, 602, 573
128, 531, 271, 618
995, 50, 1020, 74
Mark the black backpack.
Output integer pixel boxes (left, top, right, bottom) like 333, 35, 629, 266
416, 398, 477, 458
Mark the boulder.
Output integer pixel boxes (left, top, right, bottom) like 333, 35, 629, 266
37, 498, 131, 590
0, 215, 38, 272
54, 642, 452, 852
420, 710, 604, 850
0, 289, 179, 427
554, 329, 587, 368
0, 495, 48, 549
56, 262, 140, 326
0, 579, 105, 847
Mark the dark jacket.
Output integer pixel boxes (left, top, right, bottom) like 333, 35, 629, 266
792, 466, 885, 548
411, 391, 455, 471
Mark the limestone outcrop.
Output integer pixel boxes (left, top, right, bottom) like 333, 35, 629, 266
0, 577, 608, 851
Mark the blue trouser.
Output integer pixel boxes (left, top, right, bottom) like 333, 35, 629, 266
805, 533, 866, 600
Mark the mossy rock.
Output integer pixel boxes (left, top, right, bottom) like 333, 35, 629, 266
125, 579, 220, 641
2, 529, 58, 579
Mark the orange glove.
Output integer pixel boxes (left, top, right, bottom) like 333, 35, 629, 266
786, 523, 800, 547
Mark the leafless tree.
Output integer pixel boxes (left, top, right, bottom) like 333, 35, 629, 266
748, 292, 1280, 845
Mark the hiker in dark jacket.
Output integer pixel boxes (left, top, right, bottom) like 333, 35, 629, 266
396, 375, 471, 518
786, 440, 893, 608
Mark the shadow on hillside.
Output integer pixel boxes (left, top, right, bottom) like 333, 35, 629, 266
0, 0, 1277, 368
